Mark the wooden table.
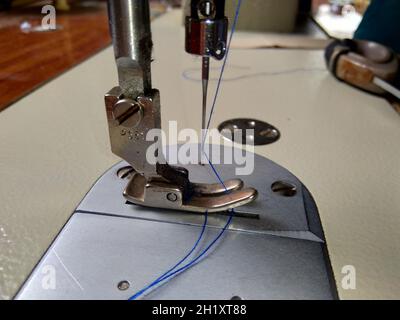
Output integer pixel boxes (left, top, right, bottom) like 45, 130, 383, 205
0, 3, 111, 112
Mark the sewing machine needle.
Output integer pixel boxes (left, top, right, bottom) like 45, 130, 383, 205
202, 56, 210, 135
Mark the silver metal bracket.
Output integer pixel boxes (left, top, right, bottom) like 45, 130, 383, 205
105, 0, 256, 213
105, 87, 257, 213
124, 170, 257, 213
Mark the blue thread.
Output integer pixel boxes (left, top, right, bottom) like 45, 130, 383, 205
130, 160, 232, 300
202, 0, 243, 150
139, 210, 234, 298
203, 152, 227, 189
128, 212, 208, 300
128, 0, 243, 300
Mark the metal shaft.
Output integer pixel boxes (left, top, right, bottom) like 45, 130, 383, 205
202, 56, 210, 133
107, 0, 152, 99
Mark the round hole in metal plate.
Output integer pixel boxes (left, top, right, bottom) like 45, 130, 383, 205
218, 118, 280, 145
271, 181, 297, 197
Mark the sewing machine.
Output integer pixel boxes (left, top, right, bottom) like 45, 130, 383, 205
16, 0, 338, 299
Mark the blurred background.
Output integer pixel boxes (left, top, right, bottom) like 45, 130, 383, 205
0, 0, 381, 112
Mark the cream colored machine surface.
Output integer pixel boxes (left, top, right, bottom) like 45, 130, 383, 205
1, 11, 400, 299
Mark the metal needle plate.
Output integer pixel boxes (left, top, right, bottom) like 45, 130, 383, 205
16, 145, 337, 300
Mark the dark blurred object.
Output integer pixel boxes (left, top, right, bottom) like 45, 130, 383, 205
0, 0, 13, 10
354, 0, 400, 54
299, 0, 312, 14
325, 38, 399, 95
297, 0, 312, 25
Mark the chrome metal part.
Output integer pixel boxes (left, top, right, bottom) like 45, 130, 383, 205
185, 0, 228, 60
201, 56, 209, 134
185, 0, 228, 163
185, 0, 228, 148
105, 87, 162, 177
107, 0, 152, 99
117, 281, 130, 291
105, 0, 257, 213
124, 173, 257, 213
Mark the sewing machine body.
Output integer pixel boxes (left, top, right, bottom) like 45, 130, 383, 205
16, 145, 337, 299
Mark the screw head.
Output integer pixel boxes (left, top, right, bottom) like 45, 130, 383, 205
271, 181, 297, 197
117, 166, 135, 179
260, 128, 279, 139
198, 0, 215, 17
167, 193, 178, 202
117, 280, 130, 291
218, 118, 280, 146
113, 99, 142, 128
